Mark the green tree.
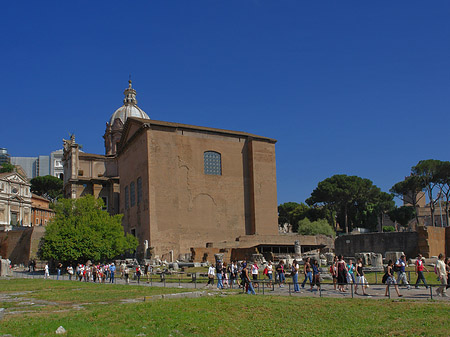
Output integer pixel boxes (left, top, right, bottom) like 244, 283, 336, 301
31, 175, 63, 201
297, 218, 335, 237
0, 162, 14, 173
38, 195, 138, 264
390, 175, 424, 225
434, 160, 450, 226
388, 206, 416, 229
412, 159, 442, 226
306, 174, 391, 233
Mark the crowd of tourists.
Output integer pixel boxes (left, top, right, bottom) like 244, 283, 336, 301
206, 252, 450, 297
38, 252, 450, 298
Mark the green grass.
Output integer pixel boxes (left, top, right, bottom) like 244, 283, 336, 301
1, 279, 449, 336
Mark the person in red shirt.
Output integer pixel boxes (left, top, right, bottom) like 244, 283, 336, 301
414, 253, 429, 289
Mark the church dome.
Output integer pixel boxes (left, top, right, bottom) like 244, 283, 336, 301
108, 80, 150, 125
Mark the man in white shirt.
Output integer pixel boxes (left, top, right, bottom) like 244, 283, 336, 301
436, 253, 447, 297
207, 265, 215, 286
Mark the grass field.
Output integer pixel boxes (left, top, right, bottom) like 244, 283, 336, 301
1, 279, 449, 336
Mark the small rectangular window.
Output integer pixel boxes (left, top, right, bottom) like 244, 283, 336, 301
130, 182, 136, 207
137, 177, 142, 204
125, 186, 129, 209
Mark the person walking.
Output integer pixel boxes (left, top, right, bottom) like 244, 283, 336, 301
241, 262, 256, 295
67, 265, 74, 281
385, 260, 402, 297
355, 258, 369, 296
216, 261, 224, 289
301, 257, 312, 289
395, 255, 410, 290
414, 254, 429, 289
207, 264, 215, 286
136, 265, 141, 284
110, 263, 116, 283
44, 263, 49, 279
336, 255, 348, 292
311, 259, 321, 292
276, 260, 285, 287
292, 259, 300, 292
436, 253, 447, 297
266, 261, 273, 287
56, 263, 62, 280
331, 256, 338, 291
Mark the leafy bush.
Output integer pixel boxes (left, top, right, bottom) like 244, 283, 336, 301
383, 226, 395, 232
297, 218, 335, 237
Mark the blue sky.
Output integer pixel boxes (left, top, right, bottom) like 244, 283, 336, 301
2, 1, 449, 205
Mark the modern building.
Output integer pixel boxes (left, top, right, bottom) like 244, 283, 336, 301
0, 172, 32, 231
11, 150, 64, 180
0, 148, 10, 165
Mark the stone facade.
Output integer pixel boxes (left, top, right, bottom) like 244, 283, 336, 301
118, 117, 278, 259
62, 135, 120, 215
31, 194, 55, 226
0, 172, 32, 231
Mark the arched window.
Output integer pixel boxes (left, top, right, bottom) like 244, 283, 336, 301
204, 151, 222, 175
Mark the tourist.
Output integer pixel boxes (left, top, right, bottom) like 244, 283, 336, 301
241, 262, 256, 295
229, 261, 238, 286
446, 258, 450, 290
251, 262, 259, 287
276, 260, 285, 287
301, 257, 312, 289
67, 265, 74, 281
292, 259, 300, 292
336, 255, 348, 292
124, 265, 130, 284
222, 262, 229, 287
331, 255, 338, 290
355, 258, 369, 296
44, 263, 49, 279
435, 253, 447, 297
216, 260, 224, 289
385, 260, 402, 297
207, 264, 215, 286
395, 255, 410, 290
56, 262, 62, 280
311, 259, 320, 291
136, 265, 141, 284
110, 263, 116, 283
346, 259, 355, 290
266, 261, 273, 287
414, 254, 428, 289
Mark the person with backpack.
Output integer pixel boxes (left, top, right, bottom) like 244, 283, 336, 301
266, 261, 273, 287
395, 255, 410, 290
414, 253, 429, 289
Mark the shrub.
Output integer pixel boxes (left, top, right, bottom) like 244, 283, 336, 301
297, 218, 335, 237
383, 226, 395, 232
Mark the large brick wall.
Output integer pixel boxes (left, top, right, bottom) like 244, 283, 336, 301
0, 227, 45, 264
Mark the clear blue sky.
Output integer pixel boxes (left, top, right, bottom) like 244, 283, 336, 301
2, 1, 449, 205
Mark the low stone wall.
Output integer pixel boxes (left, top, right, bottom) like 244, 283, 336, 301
335, 232, 419, 258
